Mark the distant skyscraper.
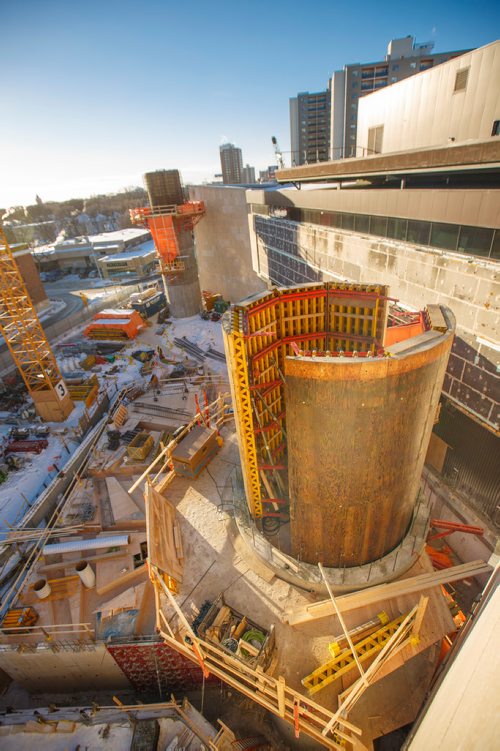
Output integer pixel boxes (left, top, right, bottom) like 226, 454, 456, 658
241, 164, 256, 183
219, 143, 243, 184
290, 89, 331, 166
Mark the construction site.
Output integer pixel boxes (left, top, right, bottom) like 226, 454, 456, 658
0, 164, 497, 751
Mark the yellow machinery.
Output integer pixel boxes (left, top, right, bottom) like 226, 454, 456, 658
0, 226, 74, 421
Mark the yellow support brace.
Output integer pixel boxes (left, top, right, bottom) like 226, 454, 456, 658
224, 311, 262, 517
302, 613, 407, 695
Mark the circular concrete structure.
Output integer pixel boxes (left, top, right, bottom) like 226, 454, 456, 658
285, 312, 455, 567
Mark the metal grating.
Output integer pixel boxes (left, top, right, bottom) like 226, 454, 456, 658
454, 67, 469, 93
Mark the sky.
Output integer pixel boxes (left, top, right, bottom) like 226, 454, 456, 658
1, 0, 499, 207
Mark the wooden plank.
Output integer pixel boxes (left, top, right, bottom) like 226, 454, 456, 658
287, 560, 492, 625
96, 563, 147, 596
38, 551, 127, 574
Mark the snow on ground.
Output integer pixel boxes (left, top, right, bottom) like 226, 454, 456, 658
38, 298, 66, 321
0, 309, 228, 532
166, 315, 228, 375
0, 434, 79, 527
170, 314, 224, 352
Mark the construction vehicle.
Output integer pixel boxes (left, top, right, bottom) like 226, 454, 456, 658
0, 225, 74, 422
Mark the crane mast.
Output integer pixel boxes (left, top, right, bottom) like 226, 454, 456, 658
0, 225, 73, 421
271, 136, 285, 170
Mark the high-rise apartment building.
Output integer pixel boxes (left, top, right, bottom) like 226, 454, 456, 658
290, 37, 471, 166
241, 164, 256, 183
289, 89, 331, 166
219, 143, 243, 184
330, 36, 470, 159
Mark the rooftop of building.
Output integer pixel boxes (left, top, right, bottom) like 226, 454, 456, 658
99, 240, 156, 262
276, 138, 500, 185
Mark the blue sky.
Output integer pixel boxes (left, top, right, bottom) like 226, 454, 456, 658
1, 0, 498, 206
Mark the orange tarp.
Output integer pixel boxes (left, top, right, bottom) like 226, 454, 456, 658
84, 309, 145, 339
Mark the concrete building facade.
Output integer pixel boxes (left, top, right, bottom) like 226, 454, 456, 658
290, 89, 331, 165
97, 242, 157, 278
219, 143, 243, 184
244, 176, 499, 526
329, 36, 470, 159
189, 184, 266, 303
32, 228, 151, 273
13, 246, 49, 311
241, 164, 256, 183
357, 40, 500, 155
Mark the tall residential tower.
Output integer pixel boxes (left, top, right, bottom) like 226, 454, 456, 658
289, 89, 331, 166
219, 142, 243, 184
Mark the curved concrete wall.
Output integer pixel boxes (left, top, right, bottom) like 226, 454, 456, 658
285, 312, 455, 567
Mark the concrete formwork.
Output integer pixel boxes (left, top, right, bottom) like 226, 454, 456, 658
163, 226, 202, 318
286, 318, 454, 566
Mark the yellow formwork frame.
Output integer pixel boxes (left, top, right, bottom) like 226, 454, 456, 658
225, 283, 389, 520
302, 612, 407, 695
224, 311, 263, 517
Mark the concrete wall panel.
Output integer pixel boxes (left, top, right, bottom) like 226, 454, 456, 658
190, 185, 266, 303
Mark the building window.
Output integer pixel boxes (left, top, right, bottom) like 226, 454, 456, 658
342, 213, 355, 231
454, 67, 470, 93
491, 230, 500, 259
370, 215, 388, 237
407, 220, 431, 246
367, 125, 384, 154
458, 226, 494, 257
430, 223, 459, 251
409, 62, 417, 69
420, 59, 434, 71
391, 77, 398, 83
387, 217, 407, 241
492, 120, 500, 136
355, 214, 370, 233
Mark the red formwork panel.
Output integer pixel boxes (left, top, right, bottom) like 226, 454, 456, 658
106, 641, 219, 694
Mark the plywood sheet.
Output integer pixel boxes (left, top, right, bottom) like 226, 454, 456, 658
146, 485, 183, 583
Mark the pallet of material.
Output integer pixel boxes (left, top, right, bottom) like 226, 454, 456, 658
127, 432, 154, 461
1, 607, 38, 634
6, 440, 48, 454
68, 374, 99, 401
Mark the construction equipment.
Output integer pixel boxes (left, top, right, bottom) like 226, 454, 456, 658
271, 136, 285, 170
130, 202, 205, 275
195, 593, 275, 671
302, 612, 409, 695
0, 225, 74, 421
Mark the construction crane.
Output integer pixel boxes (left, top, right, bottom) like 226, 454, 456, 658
271, 136, 285, 170
0, 225, 73, 421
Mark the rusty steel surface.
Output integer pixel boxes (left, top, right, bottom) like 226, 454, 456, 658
285, 318, 455, 567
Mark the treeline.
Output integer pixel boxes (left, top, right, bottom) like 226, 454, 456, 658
1, 186, 147, 224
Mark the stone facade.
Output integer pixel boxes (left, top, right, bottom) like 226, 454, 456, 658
253, 215, 499, 431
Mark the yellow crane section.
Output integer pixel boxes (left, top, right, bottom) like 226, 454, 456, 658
0, 226, 73, 421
